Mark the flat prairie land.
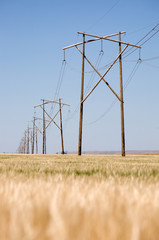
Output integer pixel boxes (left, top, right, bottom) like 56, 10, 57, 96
0, 154, 159, 240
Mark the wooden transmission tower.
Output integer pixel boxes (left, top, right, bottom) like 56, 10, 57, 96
63, 31, 141, 156
34, 98, 70, 154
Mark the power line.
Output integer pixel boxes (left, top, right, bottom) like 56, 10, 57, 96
85, 99, 117, 126
142, 62, 159, 69
50, 34, 79, 117
124, 55, 159, 63
142, 56, 159, 61
126, 21, 159, 35
123, 24, 159, 58
49, 60, 67, 116
123, 61, 141, 89
85, 0, 122, 31
140, 29, 159, 46
54, 61, 66, 103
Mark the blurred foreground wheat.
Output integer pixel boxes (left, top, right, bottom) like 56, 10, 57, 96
0, 154, 159, 240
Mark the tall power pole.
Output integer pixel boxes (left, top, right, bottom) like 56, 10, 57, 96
78, 34, 85, 155
35, 126, 38, 154
31, 116, 35, 154
42, 99, 46, 154
27, 125, 30, 154
24, 130, 26, 154
59, 98, 64, 154
63, 31, 141, 156
119, 32, 125, 157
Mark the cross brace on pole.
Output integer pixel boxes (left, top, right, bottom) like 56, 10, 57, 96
75, 45, 128, 103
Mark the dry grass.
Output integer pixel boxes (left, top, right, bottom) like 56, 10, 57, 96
0, 154, 159, 240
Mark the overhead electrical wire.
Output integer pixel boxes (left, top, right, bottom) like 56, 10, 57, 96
54, 60, 66, 101
123, 24, 159, 58
126, 21, 159, 35
123, 61, 141, 90
140, 27, 159, 46
85, 0, 122, 31
124, 55, 159, 63
142, 62, 159, 69
49, 59, 67, 116
142, 56, 159, 61
50, 34, 80, 117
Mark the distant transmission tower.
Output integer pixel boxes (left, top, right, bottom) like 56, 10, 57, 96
34, 98, 70, 154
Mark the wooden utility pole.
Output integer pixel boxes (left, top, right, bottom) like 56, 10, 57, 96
119, 32, 125, 156
42, 99, 46, 154
24, 130, 26, 154
27, 126, 30, 154
78, 34, 85, 155
32, 116, 35, 154
30, 130, 33, 153
59, 98, 64, 154
36, 126, 38, 154
63, 31, 141, 156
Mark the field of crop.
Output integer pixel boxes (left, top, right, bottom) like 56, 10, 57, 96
0, 154, 159, 240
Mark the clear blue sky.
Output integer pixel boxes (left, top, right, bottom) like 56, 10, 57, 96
0, 0, 159, 153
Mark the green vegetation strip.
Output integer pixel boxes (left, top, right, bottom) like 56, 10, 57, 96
0, 154, 159, 180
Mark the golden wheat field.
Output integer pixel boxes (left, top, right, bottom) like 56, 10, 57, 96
0, 154, 159, 240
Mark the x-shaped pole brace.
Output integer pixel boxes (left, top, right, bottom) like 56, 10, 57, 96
35, 124, 43, 135
39, 105, 64, 131
75, 44, 128, 103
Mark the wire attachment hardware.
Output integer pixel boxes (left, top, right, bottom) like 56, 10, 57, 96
138, 48, 142, 62
100, 39, 104, 54
63, 50, 66, 62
